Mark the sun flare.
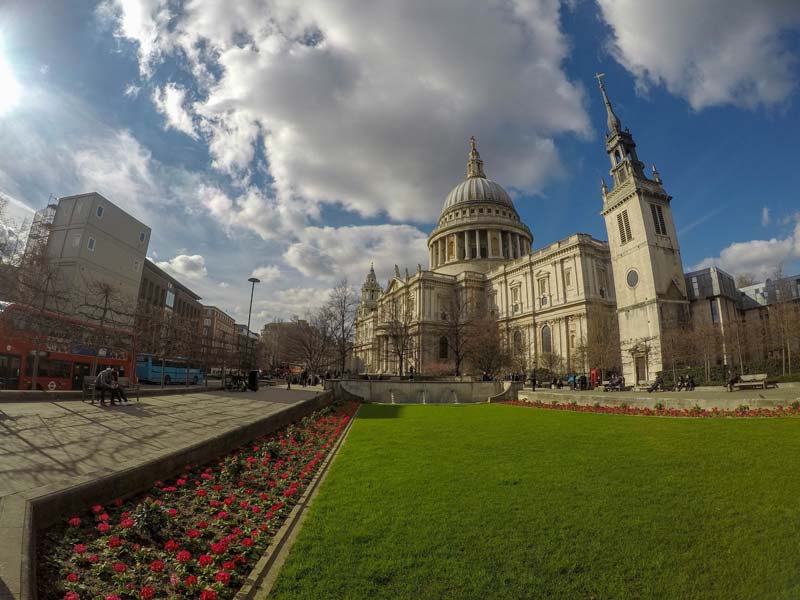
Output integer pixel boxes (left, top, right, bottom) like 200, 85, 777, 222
0, 49, 22, 115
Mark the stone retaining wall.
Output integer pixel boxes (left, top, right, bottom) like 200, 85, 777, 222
327, 379, 518, 404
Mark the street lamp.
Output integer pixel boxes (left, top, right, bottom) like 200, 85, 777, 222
244, 277, 260, 375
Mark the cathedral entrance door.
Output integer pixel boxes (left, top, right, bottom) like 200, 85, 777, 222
635, 355, 647, 385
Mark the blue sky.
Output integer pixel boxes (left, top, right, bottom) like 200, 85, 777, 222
0, 0, 799, 325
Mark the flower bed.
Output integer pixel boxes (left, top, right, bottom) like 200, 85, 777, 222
505, 399, 800, 418
38, 400, 358, 600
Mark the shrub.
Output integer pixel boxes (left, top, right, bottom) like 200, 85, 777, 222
570, 400, 578, 408
690, 404, 703, 415
620, 402, 628, 410
593, 402, 601, 409
737, 405, 750, 413
131, 498, 169, 542
791, 401, 800, 410
654, 402, 665, 411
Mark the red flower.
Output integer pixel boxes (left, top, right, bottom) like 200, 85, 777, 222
185, 575, 198, 586
97, 513, 110, 521
222, 560, 236, 570
197, 520, 209, 529
66, 573, 79, 582
242, 537, 254, 547
68, 517, 81, 527
177, 550, 191, 563
113, 562, 127, 573
120, 519, 134, 528
215, 571, 231, 585
196, 489, 207, 497
211, 541, 228, 555
92, 505, 104, 514
188, 529, 200, 538
164, 539, 180, 552
149, 560, 164, 573
199, 591, 218, 600
168, 508, 178, 517
140, 587, 155, 600
88, 554, 99, 564
113, 498, 123, 507
198, 554, 213, 567
97, 523, 111, 533
105, 596, 121, 600
215, 511, 229, 520
108, 537, 123, 549
73, 544, 87, 554
64, 592, 80, 600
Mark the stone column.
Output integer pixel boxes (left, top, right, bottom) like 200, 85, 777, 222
439, 239, 445, 265
464, 230, 470, 260
475, 230, 481, 259
515, 234, 521, 258
488, 230, 495, 258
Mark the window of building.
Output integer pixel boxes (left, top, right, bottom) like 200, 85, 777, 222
87, 237, 96, 251
139, 231, 146, 243
617, 210, 632, 244
692, 277, 700, 297
650, 203, 667, 235
710, 299, 720, 324
513, 330, 523, 355
564, 269, 571, 287
166, 283, 175, 309
541, 325, 552, 354
438, 336, 448, 359
626, 270, 639, 288
96, 205, 104, 218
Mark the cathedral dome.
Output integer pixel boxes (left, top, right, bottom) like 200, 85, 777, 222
443, 177, 514, 211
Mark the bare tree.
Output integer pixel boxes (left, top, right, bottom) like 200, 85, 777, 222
767, 265, 799, 376
381, 285, 415, 375
285, 310, 334, 376
735, 272, 758, 288
465, 303, 508, 377
325, 279, 359, 374
583, 309, 620, 378
438, 287, 474, 376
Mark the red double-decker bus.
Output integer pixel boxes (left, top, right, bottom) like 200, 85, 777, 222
0, 301, 134, 391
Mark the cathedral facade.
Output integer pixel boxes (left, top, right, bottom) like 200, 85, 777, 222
353, 81, 689, 385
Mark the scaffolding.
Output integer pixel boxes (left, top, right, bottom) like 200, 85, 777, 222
23, 202, 56, 265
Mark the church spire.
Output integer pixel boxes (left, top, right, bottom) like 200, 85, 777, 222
466, 136, 486, 178
595, 73, 621, 134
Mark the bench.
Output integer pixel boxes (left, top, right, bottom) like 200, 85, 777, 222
82, 376, 140, 404
732, 373, 778, 391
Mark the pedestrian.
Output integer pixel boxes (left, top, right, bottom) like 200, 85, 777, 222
95, 366, 115, 406
111, 369, 128, 404
286, 373, 291, 390
727, 369, 740, 392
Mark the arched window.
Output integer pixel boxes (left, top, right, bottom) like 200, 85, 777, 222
541, 325, 552, 354
439, 336, 448, 360
513, 330, 523, 355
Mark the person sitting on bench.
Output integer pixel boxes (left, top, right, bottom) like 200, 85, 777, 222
647, 375, 664, 393
727, 370, 741, 392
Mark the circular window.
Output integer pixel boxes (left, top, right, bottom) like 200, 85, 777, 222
626, 269, 639, 288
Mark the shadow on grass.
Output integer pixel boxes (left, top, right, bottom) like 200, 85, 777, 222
357, 404, 405, 419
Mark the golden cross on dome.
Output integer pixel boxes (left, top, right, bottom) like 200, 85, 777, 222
469, 136, 477, 152
594, 72, 606, 87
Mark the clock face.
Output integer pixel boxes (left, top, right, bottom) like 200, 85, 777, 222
626, 269, 639, 288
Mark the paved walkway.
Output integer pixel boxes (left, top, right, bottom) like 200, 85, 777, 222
0, 387, 319, 599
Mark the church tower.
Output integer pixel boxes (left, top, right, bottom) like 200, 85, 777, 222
359, 263, 382, 316
597, 75, 688, 386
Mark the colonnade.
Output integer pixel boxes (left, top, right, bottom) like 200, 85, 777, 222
430, 229, 530, 268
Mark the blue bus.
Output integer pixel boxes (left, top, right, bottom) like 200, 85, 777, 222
136, 355, 204, 385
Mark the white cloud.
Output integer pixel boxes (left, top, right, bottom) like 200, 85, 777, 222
284, 224, 429, 284
124, 83, 141, 98
155, 254, 208, 280
761, 206, 771, 227
598, 0, 800, 110
253, 287, 328, 322
102, 0, 591, 237
152, 83, 197, 138
250, 265, 281, 282
690, 220, 800, 279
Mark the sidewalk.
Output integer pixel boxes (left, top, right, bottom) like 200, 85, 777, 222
0, 387, 320, 600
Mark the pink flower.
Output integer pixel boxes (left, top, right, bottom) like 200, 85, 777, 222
149, 560, 164, 573
73, 544, 87, 554
140, 587, 155, 600
113, 562, 127, 573
105, 596, 121, 600
215, 571, 231, 585
66, 573, 79, 582
176, 550, 191, 563
68, 517, 81, 527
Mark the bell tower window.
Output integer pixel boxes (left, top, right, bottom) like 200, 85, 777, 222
617, 210, 632, 244
650, 204, 667, 236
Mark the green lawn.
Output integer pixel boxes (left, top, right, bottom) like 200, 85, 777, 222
268, 404, 800, 600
